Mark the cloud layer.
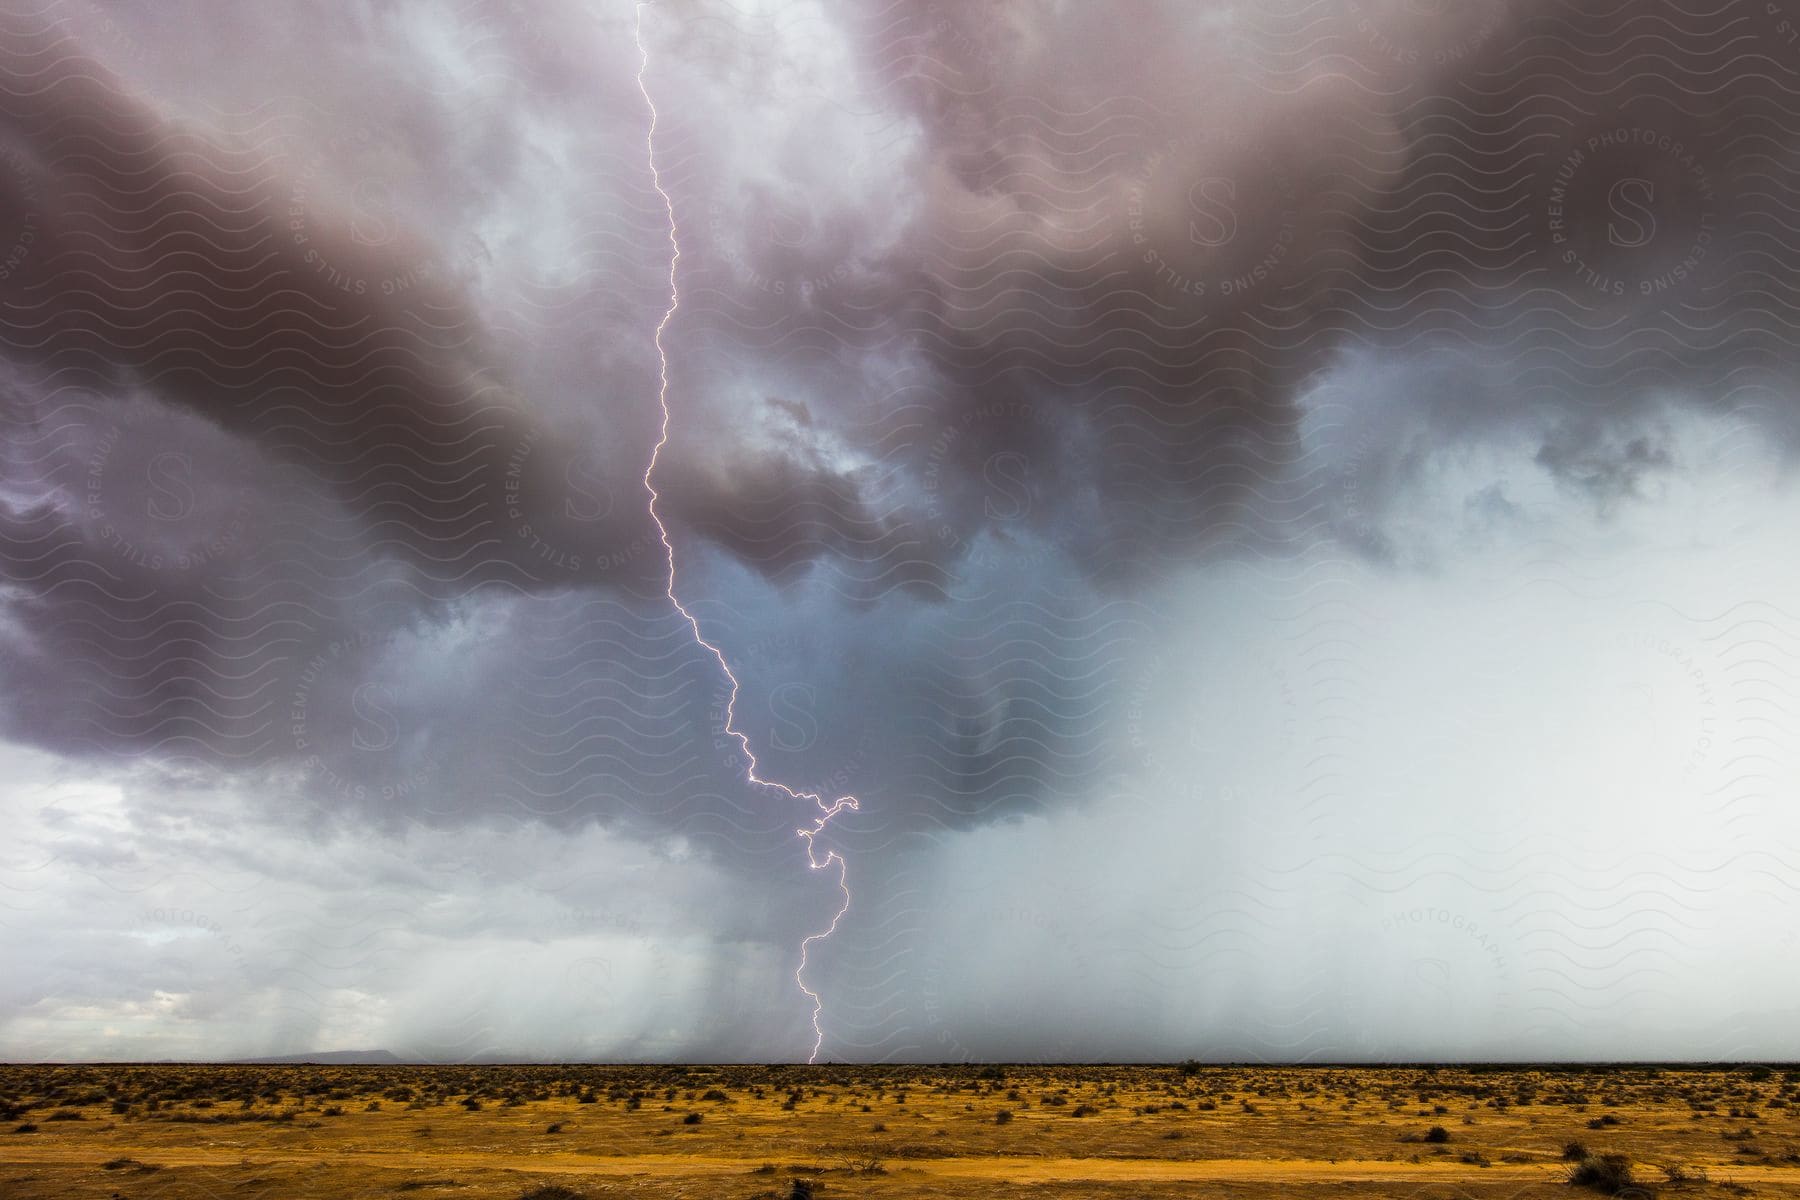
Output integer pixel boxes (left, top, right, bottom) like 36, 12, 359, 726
5, 0, 1800, 1061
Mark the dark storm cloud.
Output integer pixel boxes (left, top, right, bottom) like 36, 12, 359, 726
0, 1, 906, 854
6, 0, 1800, 843
0, 22, 660, 595
0, 5, 692, 782
1536, 422, 1676, 515
650, 439, 939, 595
610, 0, 1800, 883
0, 1, 953, 789
731, 0, 1800, 584
0, 0, 1785, 834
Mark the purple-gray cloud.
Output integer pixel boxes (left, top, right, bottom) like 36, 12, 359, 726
4, 0, 1800, 1063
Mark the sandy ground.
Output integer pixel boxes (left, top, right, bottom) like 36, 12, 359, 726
4, 1063, 1799, 1198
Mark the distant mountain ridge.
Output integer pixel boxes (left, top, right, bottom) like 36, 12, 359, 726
229, 1050, 405, 1065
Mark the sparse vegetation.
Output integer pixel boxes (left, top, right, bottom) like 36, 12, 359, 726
0, 1063, 1784, 1200
1568, 1153, 1634, 1193
1662, 1162, 1708, 1185
518, 1187, 585, 1200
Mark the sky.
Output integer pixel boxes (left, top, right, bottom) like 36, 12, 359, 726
4, 0, 1800, 1063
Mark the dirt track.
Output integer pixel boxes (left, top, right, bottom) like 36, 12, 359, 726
7, 1143, 1799, 1185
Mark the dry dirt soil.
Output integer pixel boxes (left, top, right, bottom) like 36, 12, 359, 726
3, 1063, 1799, 1199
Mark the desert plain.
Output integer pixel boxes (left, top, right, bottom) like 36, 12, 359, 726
3, 1063, 1799, 1199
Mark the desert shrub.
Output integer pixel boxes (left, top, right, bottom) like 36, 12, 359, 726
681, 1112, 702, 1125
1425, 1126, 1451, 1143
835, 1151, 885, 1174
1071, 1104, 1099, 1118
702, 1089, 729, 1102
545, 1121, 564, 1133
994, 1110, 1013, 1124
518, 1187, 585, 1200
1568, 1153, 1634, 1193
13, 1124, 36, 1133
1563, 1141, 1589, 1160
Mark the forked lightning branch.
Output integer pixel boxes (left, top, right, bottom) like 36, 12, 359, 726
633, 1, 857, 1064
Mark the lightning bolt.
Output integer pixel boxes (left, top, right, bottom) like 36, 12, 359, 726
634, 0, 857, 1065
